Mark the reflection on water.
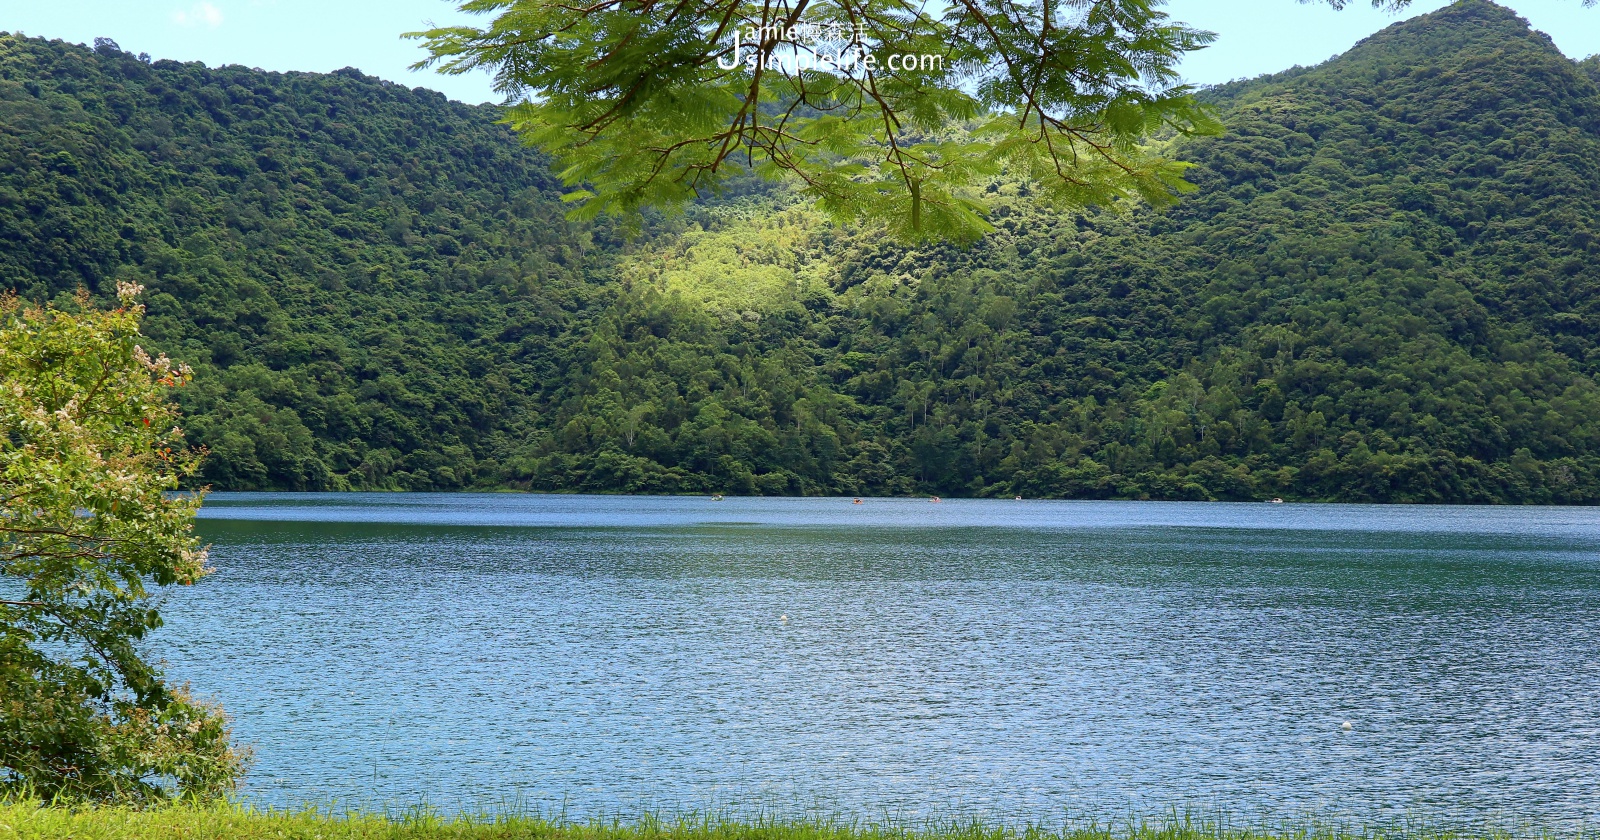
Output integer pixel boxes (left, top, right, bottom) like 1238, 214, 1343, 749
152, 494, 1600, 824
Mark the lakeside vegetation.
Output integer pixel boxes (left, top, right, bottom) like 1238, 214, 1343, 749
4, 1, 1600, 502
0, 804, 1592, 840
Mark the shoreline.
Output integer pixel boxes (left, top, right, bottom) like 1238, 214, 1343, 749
2, 805, 1593, 840
188, 488, 1600, 509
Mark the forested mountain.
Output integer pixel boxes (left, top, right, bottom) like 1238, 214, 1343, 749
5, 0, 1600, 502
0, 35, 614, 489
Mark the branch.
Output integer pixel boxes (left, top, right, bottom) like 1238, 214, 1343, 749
1, 525, 118, 541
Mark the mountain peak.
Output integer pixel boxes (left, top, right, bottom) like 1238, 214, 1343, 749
1212, 0, 1600, 135
1345, 0, 1560, 60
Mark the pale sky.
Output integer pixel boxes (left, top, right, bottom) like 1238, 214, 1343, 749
1, 0, 1597, 104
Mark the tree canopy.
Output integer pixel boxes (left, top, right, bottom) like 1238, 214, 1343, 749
407, 0, 1587, 239
409, 0, 1227, 241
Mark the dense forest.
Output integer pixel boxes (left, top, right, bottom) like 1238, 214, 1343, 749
4, 0, 1600, 502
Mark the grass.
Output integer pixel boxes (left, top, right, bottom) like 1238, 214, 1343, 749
0, 805, 1592, 840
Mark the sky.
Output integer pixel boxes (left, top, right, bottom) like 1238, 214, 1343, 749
1, 0, 1597, 104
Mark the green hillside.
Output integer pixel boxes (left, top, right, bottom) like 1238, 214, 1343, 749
5, 0, 1600, 502
0, 36, 613, 489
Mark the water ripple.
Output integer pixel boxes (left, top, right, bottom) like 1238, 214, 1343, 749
150, 495, 1600, 826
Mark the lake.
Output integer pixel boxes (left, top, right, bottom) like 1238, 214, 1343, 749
159, 494, 1600, 826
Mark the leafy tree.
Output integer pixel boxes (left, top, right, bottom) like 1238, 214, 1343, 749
408, 0, 1587, 239
409, 0, 1225, 240
1, 283, 244, 803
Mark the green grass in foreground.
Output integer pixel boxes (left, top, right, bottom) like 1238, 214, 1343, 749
0, 806, 1590, 840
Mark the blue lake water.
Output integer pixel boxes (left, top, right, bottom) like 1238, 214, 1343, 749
157, 494, 1600, 825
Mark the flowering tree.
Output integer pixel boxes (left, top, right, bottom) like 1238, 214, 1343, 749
1, 283, 244, 803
